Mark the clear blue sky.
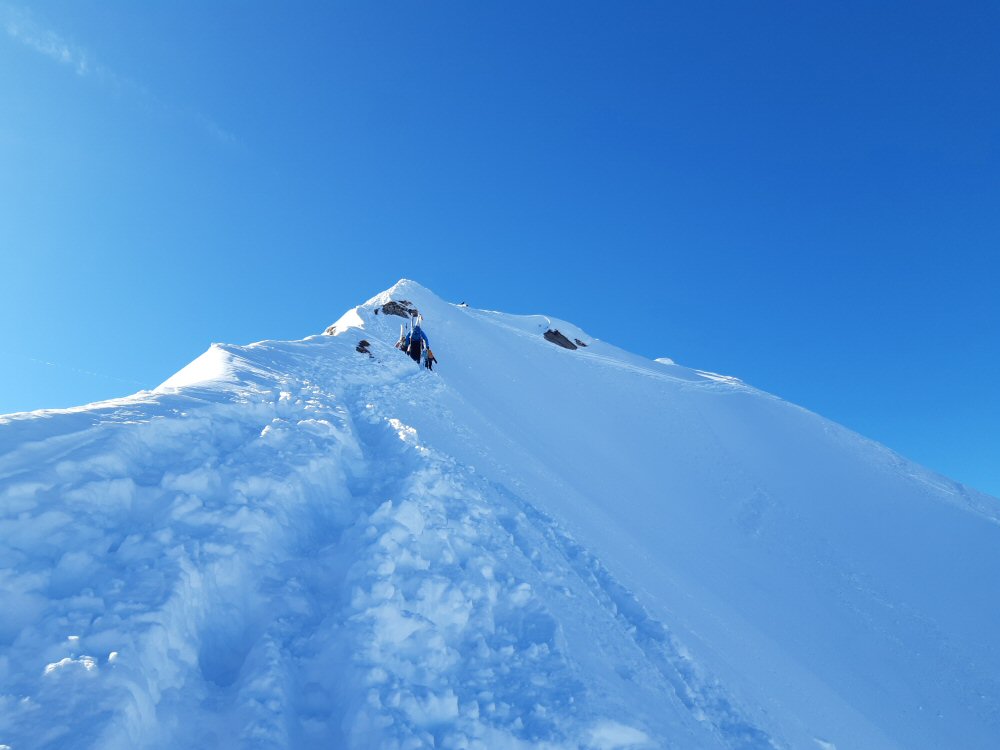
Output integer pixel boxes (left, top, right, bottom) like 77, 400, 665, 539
2, 1, 997, 496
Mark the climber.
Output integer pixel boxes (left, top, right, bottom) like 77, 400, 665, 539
404, 321, 429, 364
423, 347, 438, 371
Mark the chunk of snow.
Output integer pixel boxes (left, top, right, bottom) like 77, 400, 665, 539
44, 656, 97, 675
587, 720, 651, 749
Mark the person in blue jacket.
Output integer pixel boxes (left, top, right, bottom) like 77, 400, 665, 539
404, 323, 429, 364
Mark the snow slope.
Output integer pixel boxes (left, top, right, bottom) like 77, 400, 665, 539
1, 279, 998, 750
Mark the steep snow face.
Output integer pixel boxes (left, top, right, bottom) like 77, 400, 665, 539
1, 279, 999, 750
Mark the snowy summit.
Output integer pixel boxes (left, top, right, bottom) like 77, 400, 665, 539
1, 279, 999, 749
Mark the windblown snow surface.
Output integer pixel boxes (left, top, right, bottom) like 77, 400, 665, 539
2, 280, 999, 750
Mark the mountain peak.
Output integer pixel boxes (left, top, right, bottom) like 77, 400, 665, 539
2, 283, 999, 749
365, 278, 440, 311
325, 279, 447, 336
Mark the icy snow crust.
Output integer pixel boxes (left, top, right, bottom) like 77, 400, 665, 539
1, 280, 999, 749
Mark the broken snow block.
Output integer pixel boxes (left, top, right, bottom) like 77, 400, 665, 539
380, 300, 419, 318
544, 329, 577, 350
574, 338, 588, 347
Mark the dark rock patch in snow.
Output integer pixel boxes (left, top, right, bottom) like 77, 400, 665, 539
574, 338, 588, 348
544, 329, 577, 350
356, 340, 372, 356
378, 300, 419, 318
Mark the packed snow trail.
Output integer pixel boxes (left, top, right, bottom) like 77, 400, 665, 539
2, 279, 999, 749
0, 331, 747, 748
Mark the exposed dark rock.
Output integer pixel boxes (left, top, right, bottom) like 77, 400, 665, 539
574, 338, 588, 348
544, 329, 577, 350
379, 300, 419, 318
356, 339, 372, 356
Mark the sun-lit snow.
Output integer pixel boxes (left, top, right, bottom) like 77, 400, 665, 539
1, 279, 998, 749
156, 342, 236, 390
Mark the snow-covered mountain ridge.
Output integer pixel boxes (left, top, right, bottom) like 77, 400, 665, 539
1, 279, 998, 749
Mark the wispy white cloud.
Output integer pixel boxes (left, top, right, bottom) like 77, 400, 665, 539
1, 3, 239, 147
2, 4, 94, 76
194, 112, 240, 147
2, 350, 145, 388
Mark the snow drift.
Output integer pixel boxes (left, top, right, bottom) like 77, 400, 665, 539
1, 279, 998, 750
